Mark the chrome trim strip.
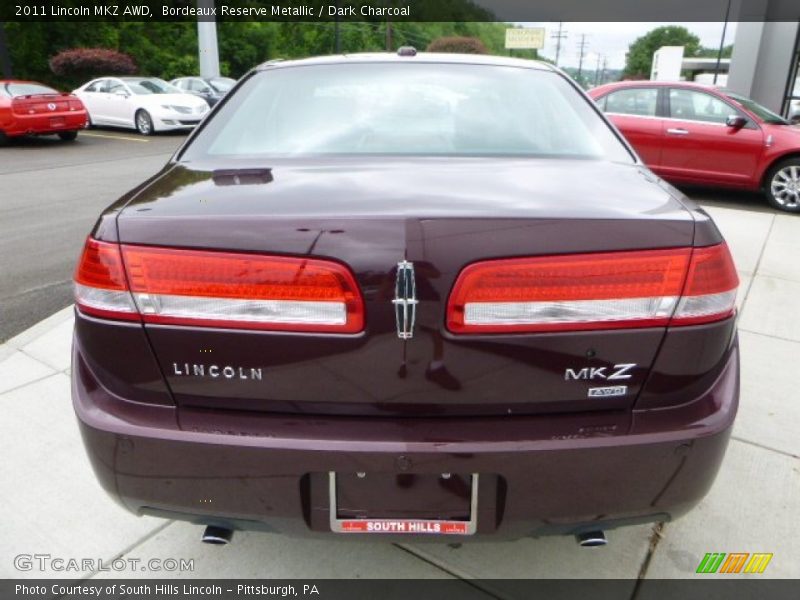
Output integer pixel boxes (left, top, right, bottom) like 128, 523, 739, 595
605, 111, 760, 130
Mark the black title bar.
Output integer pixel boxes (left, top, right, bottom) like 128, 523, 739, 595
4, 0, 800, 22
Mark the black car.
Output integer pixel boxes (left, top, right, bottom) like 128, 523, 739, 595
169, 76, 236, 107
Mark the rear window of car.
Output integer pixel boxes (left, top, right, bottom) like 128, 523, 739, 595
3, 83, 59, 97
124, 78, 180, 95
602, 87, 659, 117
209, 77, 235, 92
181, 63, 633, 162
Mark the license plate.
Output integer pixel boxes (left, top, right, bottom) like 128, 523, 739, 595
328, 472, 478, 535
50, 117, 65, 127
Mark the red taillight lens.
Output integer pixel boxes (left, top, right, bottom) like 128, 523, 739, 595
447, 244, 737, 334
74, 239, 139, 321
74, 239, 364, 333
671, 243, 739, 325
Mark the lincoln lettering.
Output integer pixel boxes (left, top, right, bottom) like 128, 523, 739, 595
172, 363, 262, 380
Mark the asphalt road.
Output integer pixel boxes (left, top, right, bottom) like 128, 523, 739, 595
0, 129, 187, 342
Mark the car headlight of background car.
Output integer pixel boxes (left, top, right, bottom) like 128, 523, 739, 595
161, 105, 193, 114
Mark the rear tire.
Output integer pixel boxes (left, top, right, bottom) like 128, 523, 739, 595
765, 158, 800, 213
0, 131, 7, 146
58, 131, 78, 141
135, 110, 154, 136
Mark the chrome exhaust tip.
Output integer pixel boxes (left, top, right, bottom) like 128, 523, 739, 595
576, 530, 607, 547
202, 525, 233, 545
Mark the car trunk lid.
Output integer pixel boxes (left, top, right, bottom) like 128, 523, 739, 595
114, 158, 696, 417
11, 93, 77, 115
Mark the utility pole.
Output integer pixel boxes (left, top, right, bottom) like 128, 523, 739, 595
593, 54, 603, 86
333, 0, 341, 53
385, 20, 393, 51
550, 22, 568, 67
197, 0, 220, 78
600, 56, 607, 85
713, 0, 732, 85
576, 34, 589, 80
0, 22, 12, 79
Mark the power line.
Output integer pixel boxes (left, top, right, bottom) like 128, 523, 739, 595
386, 24, 432, 48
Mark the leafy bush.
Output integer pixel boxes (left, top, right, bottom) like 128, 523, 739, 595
426, 36, 488, 55
49, 48, 137, 81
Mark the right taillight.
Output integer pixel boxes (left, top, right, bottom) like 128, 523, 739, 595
447, 244, 738, 334
74, 238, 365, 333
670, 243, 739, 326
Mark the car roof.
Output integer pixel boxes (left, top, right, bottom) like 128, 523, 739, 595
592, 80, 724, 94
256, 52, 555, 72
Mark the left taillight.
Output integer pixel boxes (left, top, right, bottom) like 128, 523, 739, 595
74, 238, 140, 321
74, 238, 365, 333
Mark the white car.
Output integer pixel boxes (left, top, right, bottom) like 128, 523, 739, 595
73, 77, 209, 135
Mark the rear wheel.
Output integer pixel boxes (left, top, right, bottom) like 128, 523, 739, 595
58, 131, 78, 141
0, 131, 7, 146
135, 110, 154, 136
766, 158, 800, 213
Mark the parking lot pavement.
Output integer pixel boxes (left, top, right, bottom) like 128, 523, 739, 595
0, 199, 798, 587
0, 130, 186, 343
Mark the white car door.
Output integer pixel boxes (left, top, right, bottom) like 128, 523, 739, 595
79, 79, 110, 124
105, 79, 136, 128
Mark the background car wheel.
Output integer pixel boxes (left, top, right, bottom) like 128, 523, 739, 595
58, 131, 78, 142
135, 110, 154, 136
766, 158, 800, 213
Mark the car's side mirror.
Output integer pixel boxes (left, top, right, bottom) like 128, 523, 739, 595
725, 115, 747, 129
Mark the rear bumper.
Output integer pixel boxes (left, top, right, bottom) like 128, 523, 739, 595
3, 112, 87, 136
153, 113, 202, 131
72, 337, 738, 540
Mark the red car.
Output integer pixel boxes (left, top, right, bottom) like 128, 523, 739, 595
0, 80, 87, 144
589, 81, 800, 212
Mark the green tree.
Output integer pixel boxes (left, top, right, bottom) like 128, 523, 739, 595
5, 21, 543, 87
427, 36, 489, 54
695, 44, 734, 58
624, 26, 701, 79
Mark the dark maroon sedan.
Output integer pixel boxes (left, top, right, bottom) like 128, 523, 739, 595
72, 52, 739, 545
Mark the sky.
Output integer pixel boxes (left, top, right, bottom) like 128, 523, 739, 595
516, 22, 738, 71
